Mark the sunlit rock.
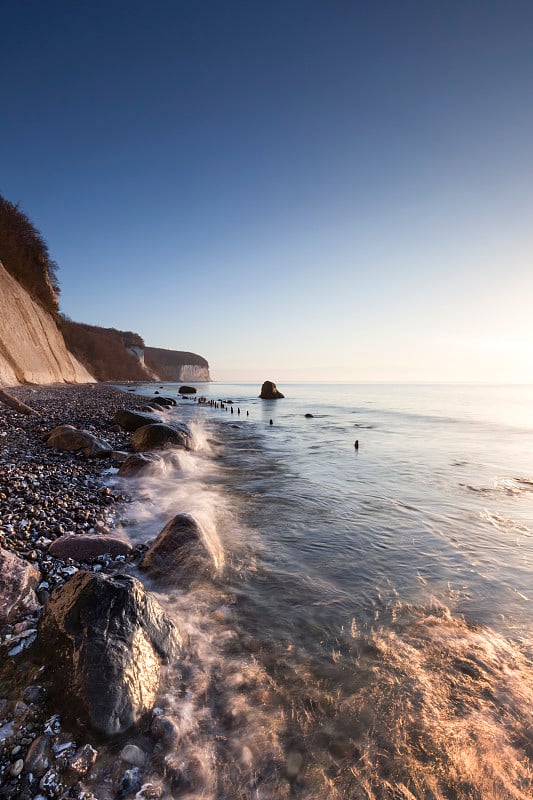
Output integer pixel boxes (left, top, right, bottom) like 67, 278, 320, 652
38, 572, 181, 736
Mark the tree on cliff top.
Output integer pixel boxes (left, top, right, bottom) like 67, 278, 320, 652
0, 194, 60, 316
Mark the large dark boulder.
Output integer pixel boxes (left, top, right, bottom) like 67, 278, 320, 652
131, 423, 193, 452
178, 385, 197, 395
259, 381, 285, 399
0, 548, 39, 625
140, 514, 215, 586
38, 572, 181, 736
44, 425, 112, 458
112, 409, 163, 432
117, 452, 167, 478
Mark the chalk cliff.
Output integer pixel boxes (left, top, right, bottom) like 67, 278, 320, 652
144, 347, 211, 382
0, 261, 95, 386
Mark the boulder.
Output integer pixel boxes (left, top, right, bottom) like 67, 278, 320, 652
117, 452, 167, 478
0, 548, 39, 625
140, 514, 214, 586
178, 385, 197, 395
112, 409, 163, 432
259, 381, 285, 399
48, 534, 133, 561
131, 423, 192, 452
44, 425, 112, 458
151, 396, 176, 407
38, 571, 181, 736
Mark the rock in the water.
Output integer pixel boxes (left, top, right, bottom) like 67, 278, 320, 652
131, 423, 192, 452
178, 385, 197, 395
48, 534, 133, 561
0, 548, 39, 625
67, 744, 98, 778
259, 381, 285, 399
140, 514, 215, 586
117, 452, 167, 478
304, 413, 314, 418
44, 425, 112, 458
151, 396, 176, 407
112, 409, 163, 432
38, 571, 181, 736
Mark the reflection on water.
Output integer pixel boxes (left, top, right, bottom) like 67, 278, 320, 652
100, 382, 533, 798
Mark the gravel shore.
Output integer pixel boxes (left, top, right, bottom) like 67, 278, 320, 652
0, 383, 153, 800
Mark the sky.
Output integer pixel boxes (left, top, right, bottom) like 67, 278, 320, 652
1, 0, 532, 383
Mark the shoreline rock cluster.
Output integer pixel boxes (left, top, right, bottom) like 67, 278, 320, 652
0, 384, 203, 800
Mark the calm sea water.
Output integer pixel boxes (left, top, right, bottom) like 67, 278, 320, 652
111, 383, 533, 799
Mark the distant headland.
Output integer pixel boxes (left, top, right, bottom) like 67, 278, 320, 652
0, 195, 210, 385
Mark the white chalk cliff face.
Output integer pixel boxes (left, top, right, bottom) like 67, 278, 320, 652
0, 261, 95, 386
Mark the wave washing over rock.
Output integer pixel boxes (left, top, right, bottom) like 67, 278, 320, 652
0, 382, 532, 799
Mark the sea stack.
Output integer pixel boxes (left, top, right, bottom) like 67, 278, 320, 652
259, 380, 285, 399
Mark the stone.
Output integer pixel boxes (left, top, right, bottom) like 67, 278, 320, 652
48, 534, 133, 561
139, 514, 215, 586
178, 386, 197, 395
38, 571, 181, 736
150, 396, 176, 407
131, 423, 192, 453
112, 409, 163, 432
9, 758, 24, 777
67, 744, 97, 777
304, 413, 314, 418
0, 548, 39, 625
44, 425, 112, 458
259, 381, 284, 399
120, 744, 146, 767
23, 734, 52, 777
117, 452, 166, 478
150, 714, 179, 744
118, 766, 143, 797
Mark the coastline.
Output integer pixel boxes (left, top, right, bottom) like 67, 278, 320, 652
0, 384, 157, 798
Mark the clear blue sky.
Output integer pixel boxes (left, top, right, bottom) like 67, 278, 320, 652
1, 1, 532, 382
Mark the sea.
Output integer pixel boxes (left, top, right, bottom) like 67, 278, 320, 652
110, 382, 533, 800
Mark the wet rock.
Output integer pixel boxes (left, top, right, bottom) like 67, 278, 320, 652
48, 533, 132, 561
150, 714, 179, 744
304, 413, 314, 418
9, 758, 24, 777
112, 409, 163, 432
131, 423, 192, 453
23, 734, 52, 777
0, 720, 15, 742
117, 453, 166, 478
150, 397, 176, 407
38, 571, 181, 735
39, 768, 63, 797
140, 514, 215, 586
44, 426, 112, 458
118, 766, 143, 797
178, 386, 196, 395
120, 743, 146, 767
66, 743, 97, 777
259, 381, 284, 399
0, 548, 39, 625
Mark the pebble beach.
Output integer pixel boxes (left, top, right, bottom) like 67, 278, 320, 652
0, 384, 154, 800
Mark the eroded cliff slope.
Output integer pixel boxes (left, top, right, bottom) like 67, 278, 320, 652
0, 262, 95, 385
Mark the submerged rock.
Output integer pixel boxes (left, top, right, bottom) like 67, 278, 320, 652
112, 409, 163, 432
151, 396, 176, 407
43, 425, 112, 458
38, 571, 181, 736
0, 548, 39, 625
178, 385, 197, 395
131, 423, 192, 453
140, 514, 215, 586
259, 381, 285, 399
